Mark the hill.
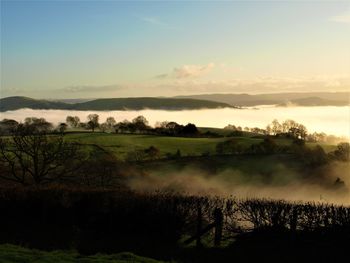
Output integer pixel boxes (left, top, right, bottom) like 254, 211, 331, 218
73, 97, 233, 110
176, 92, 350, 106
278, 97, 349, 106
0, 96, 233, 112
0, 96, 71, 111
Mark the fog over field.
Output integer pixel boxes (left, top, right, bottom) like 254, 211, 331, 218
1, 105, 349, 137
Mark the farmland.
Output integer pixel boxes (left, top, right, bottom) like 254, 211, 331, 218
64, 131, 337, 160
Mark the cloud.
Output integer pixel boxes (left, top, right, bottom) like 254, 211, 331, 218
330, 11, 350, 23
158, 63, 215, 79
151, 74, 350, 95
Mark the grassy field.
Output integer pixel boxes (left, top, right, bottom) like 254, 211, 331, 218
0, 244, 167, 263
65, 132, 262, 159
65, 132, 337, 160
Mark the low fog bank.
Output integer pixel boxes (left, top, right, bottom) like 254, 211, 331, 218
1, 106, 349, 136
128, 161, 350, 205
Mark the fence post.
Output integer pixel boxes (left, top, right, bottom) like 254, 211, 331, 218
214, 208, 223, 247
196, 202, 202, 248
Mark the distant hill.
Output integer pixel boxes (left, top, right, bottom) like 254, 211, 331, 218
0, 96, 71, 111
278, 97, 349, 107
176, 92, 350, 106
0, 96, 233, 112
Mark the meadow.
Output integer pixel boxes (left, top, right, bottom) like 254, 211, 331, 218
64, 131, 337, 160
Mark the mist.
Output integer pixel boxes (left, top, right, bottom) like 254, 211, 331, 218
1, 105, 349, 136
128, 161, 350, 205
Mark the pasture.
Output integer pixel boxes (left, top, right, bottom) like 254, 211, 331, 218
65, 132, 336, 160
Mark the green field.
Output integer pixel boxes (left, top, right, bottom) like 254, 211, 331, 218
65, 132, 261, 159
0, 244, 167, 263
65, 132, 336, 160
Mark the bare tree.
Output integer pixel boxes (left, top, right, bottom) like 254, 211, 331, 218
0, 127, 84, 185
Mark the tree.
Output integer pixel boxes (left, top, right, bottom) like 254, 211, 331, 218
106, 117, 116, 129
57, 123, 68, 134
132, 115, 149, 132
66, 116, 80, 128
100, 123, 108, 133
115, 120, 132, 133
165, 122, 183, 136
24, 117, 53, 132
0, 127, 83, 185
87, 114, 99, 132
271, 119, 282, 135
332, 142, 350, 161
266, 125, 272, 135
282, 119, 298, 133
288, 124, 307, 140
182, 123, 198, 136
0, 119, 18, 134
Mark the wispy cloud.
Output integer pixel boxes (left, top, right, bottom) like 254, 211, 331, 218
330, 11, 350, 24
157, 63, 215, 79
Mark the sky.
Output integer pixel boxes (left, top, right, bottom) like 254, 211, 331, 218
1, 0, 350, 99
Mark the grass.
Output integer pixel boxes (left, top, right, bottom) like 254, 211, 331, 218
65, 132, 266, 159
0, 244, 168, 263
65, 132, 337, 160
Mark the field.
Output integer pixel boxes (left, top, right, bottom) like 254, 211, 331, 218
65, 131, 337, 160
0, 244, 166, 263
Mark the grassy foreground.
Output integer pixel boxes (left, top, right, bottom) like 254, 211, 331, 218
0, 244, 167, 263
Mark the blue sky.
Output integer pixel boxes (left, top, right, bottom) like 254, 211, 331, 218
1, 0, 349, 98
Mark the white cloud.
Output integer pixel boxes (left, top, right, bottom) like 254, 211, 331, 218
158, 63, 215, 79
330, 11, 350, 23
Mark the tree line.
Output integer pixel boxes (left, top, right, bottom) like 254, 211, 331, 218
1, 115, 347, 144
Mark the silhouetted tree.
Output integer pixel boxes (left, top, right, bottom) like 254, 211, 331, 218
0, 119, 18, 134
115, 120, 133, 133
331, 142, 350, 161
132, 115, 150, 132
66, 116, 80, 128
87, 114, 99, 132
106, 117, 116, 129
0, 127, 83, 185
100, 123, 108, 132
271, 119, 282, 135
182, 123, 199, 136
24, 117, 53, 133
57, 123, 68, 134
